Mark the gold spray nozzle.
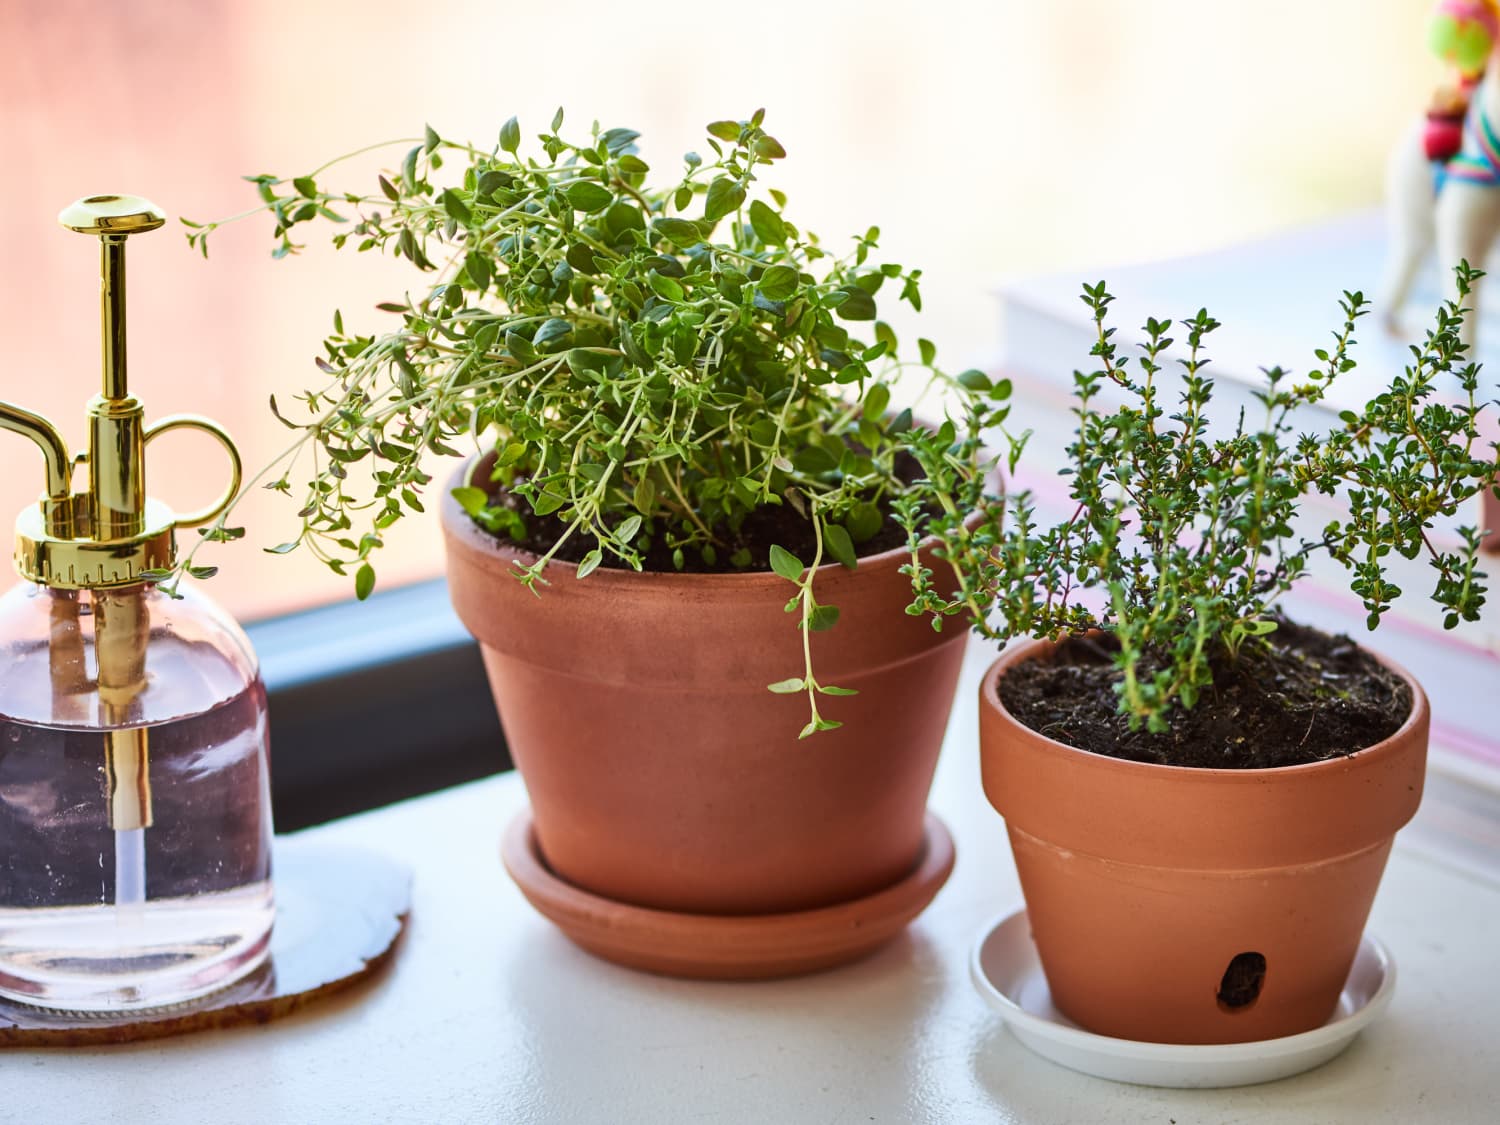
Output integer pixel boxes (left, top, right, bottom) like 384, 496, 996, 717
0, 406, 70, 496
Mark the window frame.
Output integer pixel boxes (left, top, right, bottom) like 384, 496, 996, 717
248, 579, 509, 831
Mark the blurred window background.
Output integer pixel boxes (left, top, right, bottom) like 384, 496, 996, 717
0, 0, 1439, 620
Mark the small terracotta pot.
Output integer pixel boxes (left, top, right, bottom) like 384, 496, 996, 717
442, 456, 967, 923
978, 637, 1428, 1045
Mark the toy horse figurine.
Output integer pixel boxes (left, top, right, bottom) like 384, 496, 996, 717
1382, 0, 1500, 345
1382, 1, 1500, 553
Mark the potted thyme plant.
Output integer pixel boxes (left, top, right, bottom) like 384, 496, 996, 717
186, 112, 1002, 977
900, 270, 1497, 1044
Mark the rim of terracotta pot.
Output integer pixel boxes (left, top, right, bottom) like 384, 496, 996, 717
980, 633, 1429, 784
977, 633, 1430, 870
441, 449, 975, 588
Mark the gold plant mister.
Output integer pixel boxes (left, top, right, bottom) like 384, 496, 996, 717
0, 194, 244, 832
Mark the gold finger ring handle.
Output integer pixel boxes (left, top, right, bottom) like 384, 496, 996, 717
144, 414, 244, 529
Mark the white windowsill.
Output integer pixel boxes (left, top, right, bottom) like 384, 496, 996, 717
8, 639, 1500, 1123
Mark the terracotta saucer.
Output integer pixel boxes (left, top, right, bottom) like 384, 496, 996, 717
501, 809, 955, 980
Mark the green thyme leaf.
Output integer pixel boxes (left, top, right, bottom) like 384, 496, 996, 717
769, 544, 805, 582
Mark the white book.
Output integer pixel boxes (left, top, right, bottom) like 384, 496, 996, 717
1001, 210, 1500, 413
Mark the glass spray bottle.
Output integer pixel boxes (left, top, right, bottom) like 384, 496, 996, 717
0, 195, 274, 1012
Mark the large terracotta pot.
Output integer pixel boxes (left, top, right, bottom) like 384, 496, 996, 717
442, 457, 968, 919
978, 637, 1428, 1045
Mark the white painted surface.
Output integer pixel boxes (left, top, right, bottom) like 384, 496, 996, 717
7, 641, 1500, 1125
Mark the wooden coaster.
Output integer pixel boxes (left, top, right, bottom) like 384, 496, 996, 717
0, 841, 410, 1047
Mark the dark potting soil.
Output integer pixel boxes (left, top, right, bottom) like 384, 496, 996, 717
997, 620, 1413, 769
477, 452, 924, 574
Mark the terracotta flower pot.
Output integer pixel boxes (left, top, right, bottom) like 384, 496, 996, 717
442, 456, 966, 948
978, 637, 1428, 1045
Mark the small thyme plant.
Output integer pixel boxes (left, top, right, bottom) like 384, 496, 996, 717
180, 111, 999, 737
899, 266, 1499, 733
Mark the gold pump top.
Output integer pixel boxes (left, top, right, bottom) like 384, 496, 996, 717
58, 194, 167, 236
0, 195, 242, 590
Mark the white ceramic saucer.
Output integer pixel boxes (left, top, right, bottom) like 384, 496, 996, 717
970, 908, 1395, 1088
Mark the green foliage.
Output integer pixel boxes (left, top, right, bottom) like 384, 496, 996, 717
900, 266, 1499, 732
180, 111, 977, 735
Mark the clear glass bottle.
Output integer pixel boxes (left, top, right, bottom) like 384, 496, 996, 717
0, 193, 275, 1012
0, 582, 274, 1011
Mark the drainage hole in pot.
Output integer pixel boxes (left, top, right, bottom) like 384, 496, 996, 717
1217, 951, 1267, 1011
